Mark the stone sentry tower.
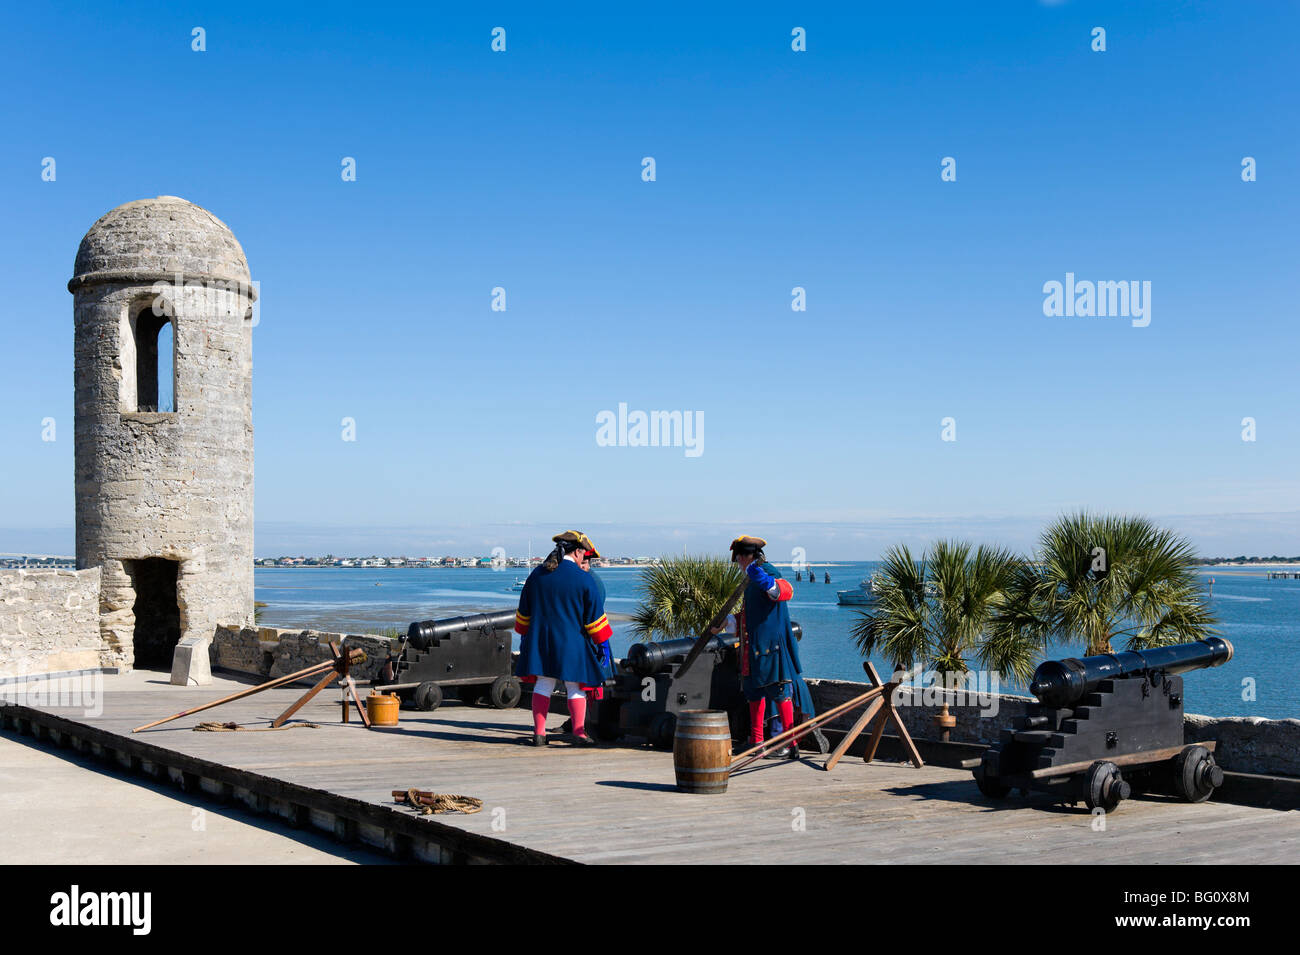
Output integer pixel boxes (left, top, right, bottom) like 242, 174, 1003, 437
69, 197, 255, 673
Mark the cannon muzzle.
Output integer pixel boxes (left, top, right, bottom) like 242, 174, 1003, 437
1029, 637, 1233, 708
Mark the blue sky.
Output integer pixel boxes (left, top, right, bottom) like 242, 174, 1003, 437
2, 2, 1297, 559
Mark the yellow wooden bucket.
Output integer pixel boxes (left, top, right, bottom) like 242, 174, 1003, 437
367, 692, 400, 726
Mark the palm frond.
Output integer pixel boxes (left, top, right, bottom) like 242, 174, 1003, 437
630, 554, 745, 641
1032, 512, 1214, 654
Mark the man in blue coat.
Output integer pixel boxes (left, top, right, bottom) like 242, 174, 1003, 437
559, 549, 614, 736
729, 535, 814, 758
515, 530, 611, 746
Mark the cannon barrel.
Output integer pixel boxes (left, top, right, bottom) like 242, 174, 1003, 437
628, 634, 738, 676
407, 610, 517, 651
1029, 637, 1233, 708
626, 622, 802, 676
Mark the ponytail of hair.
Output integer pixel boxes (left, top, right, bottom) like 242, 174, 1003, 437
543, 540, 583, 572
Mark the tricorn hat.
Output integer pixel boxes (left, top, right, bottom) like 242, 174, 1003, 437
553, 530, 601, 559
729, 534, 767, 560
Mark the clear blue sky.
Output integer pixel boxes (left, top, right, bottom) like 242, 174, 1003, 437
2, 2, 1296, 559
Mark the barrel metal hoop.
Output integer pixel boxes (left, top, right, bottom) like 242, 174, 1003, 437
676, 767, 732, 775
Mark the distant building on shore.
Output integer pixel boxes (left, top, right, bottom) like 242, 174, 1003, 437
0, 556, 77, 570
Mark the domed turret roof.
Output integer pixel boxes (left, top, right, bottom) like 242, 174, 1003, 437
69, 196, 251, 291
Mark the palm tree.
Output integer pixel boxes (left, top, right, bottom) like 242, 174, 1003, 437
852, 540, 1032, 681
991, 512, 1217, 656
630, 554, 745, 642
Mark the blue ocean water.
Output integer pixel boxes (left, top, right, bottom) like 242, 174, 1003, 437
255, 563, 1298, 720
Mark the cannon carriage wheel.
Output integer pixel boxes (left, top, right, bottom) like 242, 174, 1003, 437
973, 756, 1011, 800
1172, 744, 1223, 803
488, 676, 521, 709
413, 681, 443, 712
648, 712, 677, 750
1084, 760, 1131, 813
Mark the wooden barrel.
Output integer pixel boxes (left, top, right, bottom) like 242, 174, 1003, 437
366, 693, 400, 726
673, 710, 732, 794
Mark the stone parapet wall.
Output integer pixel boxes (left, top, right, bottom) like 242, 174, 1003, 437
0, 568, 104, 678
212, 624, 395, 684
807, 679, 1300, 778
808, 678, 1029, 746
1185, 714, 1300, 778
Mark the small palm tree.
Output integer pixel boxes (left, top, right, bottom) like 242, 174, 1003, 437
630, 554, 745, 642
852, 540, 1031, 681
992, 511, 1216, 656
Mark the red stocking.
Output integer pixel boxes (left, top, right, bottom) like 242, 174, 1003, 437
568, 694, 588, 738
778, 699, 795, 749
748, 698, 766, 743
531, 688, 549, 736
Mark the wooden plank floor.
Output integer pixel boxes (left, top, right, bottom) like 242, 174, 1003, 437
11, 671, 1298, 864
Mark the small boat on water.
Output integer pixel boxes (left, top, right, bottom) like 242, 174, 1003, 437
838, 573, 939, 605
837, 576, 878, 606
508, 543, 532, 591
836, 588, 875, 606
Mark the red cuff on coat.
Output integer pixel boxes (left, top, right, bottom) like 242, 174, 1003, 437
584, 614, 612, 642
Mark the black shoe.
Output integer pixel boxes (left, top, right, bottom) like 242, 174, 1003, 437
567, 732, 598, 747
559, 718, 573, 734
762, 743, 796, 760
522, 733, 549, 747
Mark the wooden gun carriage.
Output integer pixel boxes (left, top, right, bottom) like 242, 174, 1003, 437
375, 610, 521, 712
973, 638, 1234, 811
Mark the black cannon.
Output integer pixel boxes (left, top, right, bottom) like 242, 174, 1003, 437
973, 637, 1234, 812
406, 610, 516, 651
375, 610, 520, 712
594, 623, 802, 748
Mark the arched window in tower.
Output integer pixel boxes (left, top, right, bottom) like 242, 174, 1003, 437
123, 298, 176, 413
155, 320, 174, 412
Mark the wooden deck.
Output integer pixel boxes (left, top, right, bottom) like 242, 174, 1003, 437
5, 671, 1297, 864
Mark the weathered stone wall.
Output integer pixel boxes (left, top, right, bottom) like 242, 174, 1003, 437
0, 568, 104, 678
809, 678, 1029, 746
808, 679, 1300, 778
1185, 714, 1300, 778
71, 197, 256, 670
212, 625, 395, 684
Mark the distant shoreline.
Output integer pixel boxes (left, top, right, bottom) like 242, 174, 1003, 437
252, 561, 858, 570
251, 561, 1300, 572
1196, 565, 1300, 576
254, 563, 668, 570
